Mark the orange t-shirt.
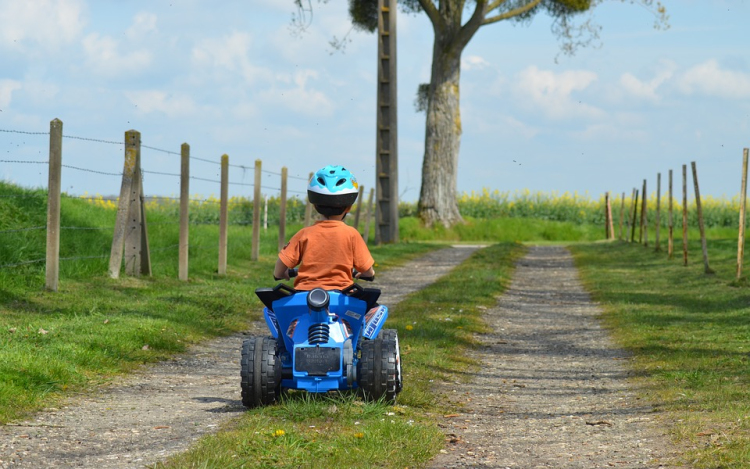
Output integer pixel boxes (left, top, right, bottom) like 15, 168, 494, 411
278, 220, 375, 291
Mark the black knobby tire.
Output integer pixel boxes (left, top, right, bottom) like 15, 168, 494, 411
378, 329, 403, 394
240, 336, 281, 408
358, 337, 400, 403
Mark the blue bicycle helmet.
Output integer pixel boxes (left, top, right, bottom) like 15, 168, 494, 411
307, 165, 360, 208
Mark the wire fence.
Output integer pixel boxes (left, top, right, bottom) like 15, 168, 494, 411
0, 121, 309, 278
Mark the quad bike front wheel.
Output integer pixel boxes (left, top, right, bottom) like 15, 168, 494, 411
358, 335, 402, 402
240, 336, 281, 408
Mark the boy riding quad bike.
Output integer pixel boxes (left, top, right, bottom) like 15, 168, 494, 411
240, 165, 402, 407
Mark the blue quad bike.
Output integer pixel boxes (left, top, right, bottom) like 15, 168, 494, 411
240, 271, 403, 407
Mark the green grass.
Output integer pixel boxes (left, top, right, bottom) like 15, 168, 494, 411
155, 243, 525, 469
399, 216, 604, 242
571, 238, 750, 468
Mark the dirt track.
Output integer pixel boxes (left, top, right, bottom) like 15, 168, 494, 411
0, 245, 685, 468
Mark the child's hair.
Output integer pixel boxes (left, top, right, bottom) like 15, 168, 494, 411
314, 205, 348, 217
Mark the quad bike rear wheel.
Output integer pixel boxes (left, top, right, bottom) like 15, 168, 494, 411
358, 336, 401, 402
240, 336, 281, 407
377, 329, 403, 394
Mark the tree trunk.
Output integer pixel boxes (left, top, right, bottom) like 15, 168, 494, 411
418, 37, 464, 228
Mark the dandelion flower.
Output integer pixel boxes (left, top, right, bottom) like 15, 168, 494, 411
354, 432, 365, 439
272, 429, 286, 437
405, 325, 413, 331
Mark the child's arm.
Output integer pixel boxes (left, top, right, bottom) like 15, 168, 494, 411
354, 266, 375, 279
274, 258, 291, 280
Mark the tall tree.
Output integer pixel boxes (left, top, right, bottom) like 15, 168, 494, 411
295, 0, 668, 227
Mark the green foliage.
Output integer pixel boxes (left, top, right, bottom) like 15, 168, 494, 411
348, 0, 422, 32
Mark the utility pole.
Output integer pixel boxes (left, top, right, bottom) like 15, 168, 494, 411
375, 0, 399, 244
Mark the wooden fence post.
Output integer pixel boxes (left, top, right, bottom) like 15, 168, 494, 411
363, 187, 375, 244
264, 194, 268, 231
619, 192, 625, 240
304, 172, 313, 227
278, 167, 288, 252
655, 172, 661, 251
124, 131, 147, 277
139, 185, 152, 277
353, 185, 365, 230
218, 154, 229, 275
45, 118, 62, 292
252, 159, 262, 261
605, 192, 611, 240
109, 130, 147, 278
640, 179, 647, 246
110, 131, 136, 278
692, 161, 714, 274
179, 143, 190, 281
630, 189, 639, 243
668, 169, 674, 260
738, 149, 749, 280
682, 164, 688, 266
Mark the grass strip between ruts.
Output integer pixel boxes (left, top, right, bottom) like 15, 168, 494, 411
155, 242, 526, 469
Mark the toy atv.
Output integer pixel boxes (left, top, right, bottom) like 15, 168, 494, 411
240, 273, 402, 407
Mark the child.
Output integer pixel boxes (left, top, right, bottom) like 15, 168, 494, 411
274, 165, 375, 291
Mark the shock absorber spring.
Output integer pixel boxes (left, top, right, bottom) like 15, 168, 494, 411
308, 323, 330, 344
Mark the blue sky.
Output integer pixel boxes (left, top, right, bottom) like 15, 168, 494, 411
1, 0, 748, 203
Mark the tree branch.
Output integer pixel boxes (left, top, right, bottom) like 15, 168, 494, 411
483, 0, 542, 26
457, 0, 488, 49
417, 0, 444, 31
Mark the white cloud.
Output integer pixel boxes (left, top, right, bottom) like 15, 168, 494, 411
125, 90, 196, 117
678, 60, 750, 99
0, 0, 85, 52
619, 60, 677, 101
574, 123, 650, 143
462, 55, 490, 71
126, 12, 158, 41
514, 66, 603, 119
261, 70, 334, 117
191, 32, 272, 85
82, 33, 152, 76
0, 79, 21, 109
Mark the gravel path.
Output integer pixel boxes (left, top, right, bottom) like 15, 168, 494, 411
0, 246, 479, 469
429, 246, 686, 469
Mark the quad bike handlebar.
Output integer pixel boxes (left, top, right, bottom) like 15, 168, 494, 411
273, 268, 374, 282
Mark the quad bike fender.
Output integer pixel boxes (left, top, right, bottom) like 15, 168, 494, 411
263, 307, 281, 339
362, 305, 388, 340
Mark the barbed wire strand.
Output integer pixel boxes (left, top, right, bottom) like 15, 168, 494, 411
0, 257, 46, 269
62, 164, 122, 177
0, 129, 48, 136
0, 226, 46, 234
0, 159, 47, 165
63, 135, 121, 145
60, 254, 109, 261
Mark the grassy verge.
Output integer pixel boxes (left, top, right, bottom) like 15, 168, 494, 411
156, 242, 526, 469
571, 238, 750, 468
